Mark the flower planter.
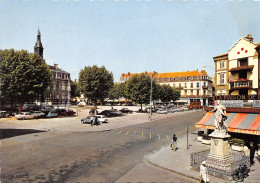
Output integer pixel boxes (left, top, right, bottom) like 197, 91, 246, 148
231, 145, 243, 152
201, 139, 211, 145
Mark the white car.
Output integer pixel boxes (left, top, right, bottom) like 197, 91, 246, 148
15, 112, 35, 120
32, 111, 45, 118
97, 115, 108, 123
46, 111, 58, 118
156, 109, 168, 114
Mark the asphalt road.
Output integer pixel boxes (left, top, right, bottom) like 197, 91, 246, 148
1, 110, 205, 183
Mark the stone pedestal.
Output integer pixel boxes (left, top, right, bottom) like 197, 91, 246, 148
207, 133, 232, 171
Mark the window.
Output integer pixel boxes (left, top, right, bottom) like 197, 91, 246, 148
197, 90, 199, 95
191, 83, 193, 88
218, 72, 225, 85
179, 83, 181, 88
185, 83, 187, 88
203, 82, 206, 87
239, 58, 248, 67
191, 90, 193, 95
197, 82, 199, 87
219, 61, 225, 69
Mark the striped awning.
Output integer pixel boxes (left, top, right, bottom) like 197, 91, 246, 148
195, 112, 260, 135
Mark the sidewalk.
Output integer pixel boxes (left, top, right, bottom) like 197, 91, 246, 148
146, 133, 260, 183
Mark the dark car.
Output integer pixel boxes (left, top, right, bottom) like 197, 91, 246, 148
55, 108, 67, 115
119, 108, 133, 113
61, 109, 76, 116
98, 110, 113, 117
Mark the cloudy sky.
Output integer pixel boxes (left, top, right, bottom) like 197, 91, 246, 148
1, 0, 260, 82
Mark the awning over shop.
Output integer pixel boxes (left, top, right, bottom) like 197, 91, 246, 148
175, 100, 188, 103
195, 112, 260, 135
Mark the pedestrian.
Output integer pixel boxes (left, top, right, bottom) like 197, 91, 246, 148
250, 142, 255, 166
199, 161, 209, 183
171, 134, 178, 151
90, 116, 95, 126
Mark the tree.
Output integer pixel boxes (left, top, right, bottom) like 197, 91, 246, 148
79, 65, 113, 113
160, 84, 180, 105
71, 80, 80, 99
125, 73, 151, 110
0, 49, 52, 112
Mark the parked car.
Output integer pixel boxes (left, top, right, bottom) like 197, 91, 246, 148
22, 104, 39, 111
61, 109, 76, 116
167, 108, 175, 113
0, 111, 9, 118
46, 111, 58, 118
97, 115, 108, 123
156, 109, 168, 114
99, 110, 112, 117
172, 108, 181, 112
15, 112, 35, 120
54, 108, 66, 115
81, 116, 101, 125
32, 111, 45, 118
119, 108, 133, 113
109, 109, 122, 116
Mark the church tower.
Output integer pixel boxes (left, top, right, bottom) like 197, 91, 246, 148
34, 29, 44, 58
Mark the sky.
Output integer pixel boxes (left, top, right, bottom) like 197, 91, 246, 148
1, 0, 260, 82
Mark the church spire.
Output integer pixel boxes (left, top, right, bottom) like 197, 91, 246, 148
34, 28, 44, 58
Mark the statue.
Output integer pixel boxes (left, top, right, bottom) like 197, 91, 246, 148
211, 100, 228, 136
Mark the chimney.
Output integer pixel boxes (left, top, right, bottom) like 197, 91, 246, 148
246, 34, 253, 42
54, 64, 58, 69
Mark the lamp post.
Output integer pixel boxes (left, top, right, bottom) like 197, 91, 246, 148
187, 124, 189, 149
150, 72, 157, 121
67, 76, 70, 109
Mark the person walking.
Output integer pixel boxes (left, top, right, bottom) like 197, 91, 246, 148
171, 134, 178, 151
200, 161, 209, 183
250, 142, 255, 166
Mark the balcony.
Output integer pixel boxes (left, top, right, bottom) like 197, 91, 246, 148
230, 79, 252, 90
229, 65, 254, 74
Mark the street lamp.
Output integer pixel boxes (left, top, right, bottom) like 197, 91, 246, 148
150, 72, 157, 121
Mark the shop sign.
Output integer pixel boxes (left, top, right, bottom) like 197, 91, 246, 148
229, 128, 260, 135
215, 95, 260, 100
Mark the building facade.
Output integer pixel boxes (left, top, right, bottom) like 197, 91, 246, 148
214, 34, 260, 96
34, 30, 71, 105
213, 53, 229, 96
120, 70, 213, 106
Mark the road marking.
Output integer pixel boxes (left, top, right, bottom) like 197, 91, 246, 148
134, 131, 136, 136
142, 132, 144, 137
167, 135, 169, 140
150, 132, 152, 139
118, 130, 122, 134
125, 131, 129, 135
158, 134, 160, 140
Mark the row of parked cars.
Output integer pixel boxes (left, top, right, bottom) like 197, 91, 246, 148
81, 108, 134, 126
142, 106, 189, 114
13, 109, 76, 120
89, 108, 133, 117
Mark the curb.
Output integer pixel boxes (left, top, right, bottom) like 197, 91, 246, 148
145, 158, 201, 182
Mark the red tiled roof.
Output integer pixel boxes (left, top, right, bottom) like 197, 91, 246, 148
121, 70, 208, 79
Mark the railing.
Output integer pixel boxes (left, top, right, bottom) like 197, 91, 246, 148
230, 80, 252, 90
190, 149, 250, 178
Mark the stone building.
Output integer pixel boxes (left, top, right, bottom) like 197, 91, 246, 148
120, 70, 213, 106
34, 30, 71, 105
